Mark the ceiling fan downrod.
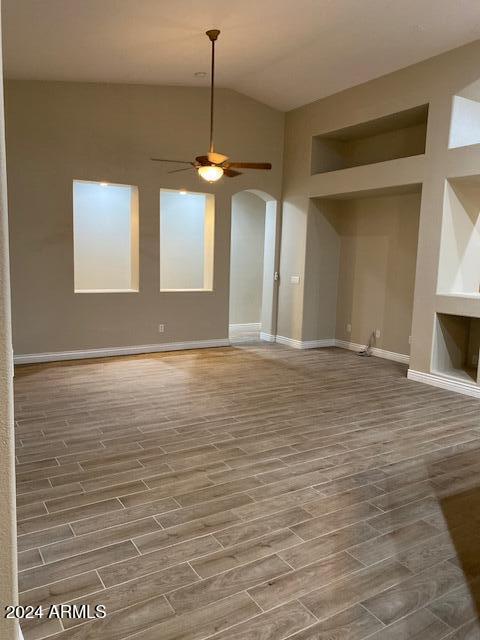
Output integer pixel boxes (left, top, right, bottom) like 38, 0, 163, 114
150, 27, 272, 182
206, 29, 220, 155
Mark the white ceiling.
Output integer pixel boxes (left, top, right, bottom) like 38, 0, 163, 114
4, 0, 480, 111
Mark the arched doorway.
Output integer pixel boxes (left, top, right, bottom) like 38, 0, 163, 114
229, 189, 280, 343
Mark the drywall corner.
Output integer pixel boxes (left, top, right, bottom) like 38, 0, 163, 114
0, 6, 19, 638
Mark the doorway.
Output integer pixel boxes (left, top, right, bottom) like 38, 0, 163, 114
229, 190, 279, 343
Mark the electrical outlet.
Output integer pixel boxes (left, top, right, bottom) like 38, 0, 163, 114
408, 335, 412, 345
346, 323, 352, 334
290, 275, 300, 285
375, 329, 381, 339
158, 324, 165, 333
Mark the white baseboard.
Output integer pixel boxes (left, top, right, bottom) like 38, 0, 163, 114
407, 369, 480, 399
335, 339, 410, 364
14, 339, 230, 365
229, 323, 262, 343
13, 335, 410, 367
305, 339, 337, 349
335, 339, 365, 353
275, 335, 409, 362
259, 332, 276, 342
229, 323, 261, 332
275, 335, 304, 349
275, 335, 336, 349
369, 347, 409, 365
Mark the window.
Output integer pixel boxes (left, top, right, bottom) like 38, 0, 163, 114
160, 189, 214, 291
73, 180, 139, 293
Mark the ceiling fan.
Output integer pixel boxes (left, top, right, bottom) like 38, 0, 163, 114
151, 29, 272, 183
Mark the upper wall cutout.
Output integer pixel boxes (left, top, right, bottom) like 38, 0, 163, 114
311, 104, 428, 175
449, 80, 480, 149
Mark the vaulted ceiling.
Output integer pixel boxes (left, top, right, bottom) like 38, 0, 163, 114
4, 0, 480, 111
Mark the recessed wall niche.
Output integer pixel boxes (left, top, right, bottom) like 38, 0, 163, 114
449, 80, 480, 149
311, 184, 421, 357
433, 312, 480, 384
73, 180, 139, 293
437, 176, 480, 298
160, 189, 215, 292
311, 105, 428, 175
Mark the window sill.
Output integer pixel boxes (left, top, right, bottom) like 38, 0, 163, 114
160, 288, 213, 293
74, 289, 139, 294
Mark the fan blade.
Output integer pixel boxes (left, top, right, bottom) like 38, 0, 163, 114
208, 151, 229, 164
195, 155, 211, 165
224, 169, 242, 178
151, 158, 193, 164
225, 162, 272, 170
168, 167, 192, 174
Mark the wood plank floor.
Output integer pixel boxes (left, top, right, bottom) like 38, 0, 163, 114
13, 344, 480, 640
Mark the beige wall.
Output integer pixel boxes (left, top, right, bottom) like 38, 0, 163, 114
276, 197, 308, 340
260, 199, 281, 337
280, 38, 480, 375
0, 7, 19, 639
229, 191, 265, 325
330, 192, 420, 355
300, 191, 421, 355
5, 81, 284, 355
301, 198, 339, 342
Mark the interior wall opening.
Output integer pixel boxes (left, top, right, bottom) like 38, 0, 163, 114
229, 190, 278, 343
229, 191, 265, 342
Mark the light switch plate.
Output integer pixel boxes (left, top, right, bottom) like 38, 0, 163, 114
290, 275, 300, 284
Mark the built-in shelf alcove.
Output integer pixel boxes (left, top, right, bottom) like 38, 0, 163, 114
433, 312, 480, 384
438, 175, 480, 298
311, 183, 422, 357
449, 79, 480, 149
311, 104, 428, 175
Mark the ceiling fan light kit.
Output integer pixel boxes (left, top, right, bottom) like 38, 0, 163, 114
151, 29, 272, 183
197, 165, 224, 182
